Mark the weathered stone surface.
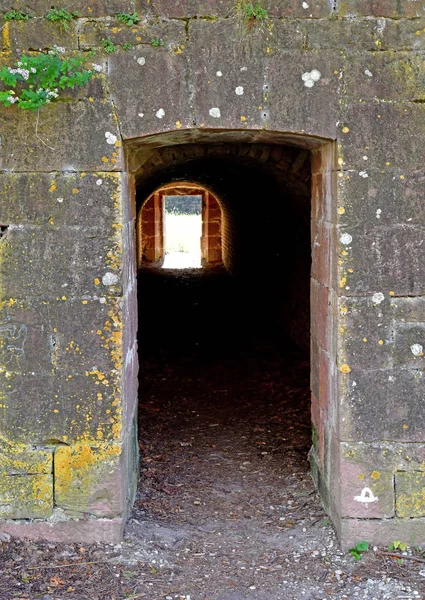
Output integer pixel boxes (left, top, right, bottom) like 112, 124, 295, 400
54, 443, 123, 517
0, 371, 122, 444
0, 297, 124, 375
304, 18, 379, 50
340, 368, 425, 442
80, 19, 185, 50
0, 101, 121, 172
338, 296, 393, 370
0, 226, 122, 299
396, 471, 425, 517
0, 443, 52, 475
337, 225, 425, 296
390, 296, 425, 322
338, 517, 425, 552
340, 0, 425, 17
337, 170, 425, 233
339, 102, 425, 171
393, 323, 425, 367
108, 47, 192, 140
0, 0, 135, 17
186, 20, 340, 138
7, 18, 77, 53
135, 0, 233, 17
339, 450, 394, 518
0, 474, 53, 519
0, 172, 123, 227
0, 517, 124, 543
343, 52, 425, 101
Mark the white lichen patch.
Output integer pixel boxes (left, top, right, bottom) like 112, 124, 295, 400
209, 107, 221, 118
376, 208, 382, 219
57, 197, 63, 203
411, 343, 423, 357
156, 108, 165, 119
235, 86, 244, 95
301, 69, 321, 88
99, 297, 106, 304
302, 2, 309, 8
340, 233, 353, 245
102, 272, 119, 286
240, 66, 247, 72
372, 292, 385, 305
359, 171, 369, 178
105, 131, 117, 145
96, 179, 103, 186
365, 69, 373, 77
137, 57, 146, 66
216, 71, 223, 77
138, 112, 144, 118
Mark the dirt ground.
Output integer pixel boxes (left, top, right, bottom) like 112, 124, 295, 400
0, 267, 424, 600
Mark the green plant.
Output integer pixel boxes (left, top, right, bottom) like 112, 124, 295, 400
349, 540, 369, 561
4, 9, 32, 21
115, 12, 140, 26
240, 1, 268, 21
122, 43, 133, 50
0, 48, 97, 111
46, 8, 80, 31
388, 540, 407, 552
151, 37, 165, 47
102, 38, 117, 53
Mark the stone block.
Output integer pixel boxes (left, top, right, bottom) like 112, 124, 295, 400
0, 297, 125, 376
0, 0, 135, 17
311, 221, 334, 287
311, 279, 332, 352
340, 0, 425, 17
304, 18, 379, 50
0, 517, 124, 543
380, 18, 425, 50
339, 101, 425, 171
338, 296, 393, 370
339, 517, 425, 551
0, 100, 121, 172
0, 226, 122, 299
343, 52, 425, 101
108, 46, 193, 140
337, 169, 425, 233
186, 21, 340, 138
80, 18, 185, 50
54, 443, 123, 517
136, 0, 233, 17
338, 225, 425, 296
0, 443, 52, 475
396, 471, 425, 518
339, 446, 394, 518
263, 0, 331, 18
0, 370, 122, 444
7, 18, 77, 53
393, 323, 425, 368
390, 296, 425, 322
0, 474, 53, 519
340, 368, 425, 442
0, 172, 123, 228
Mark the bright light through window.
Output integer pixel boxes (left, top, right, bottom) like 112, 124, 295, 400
163, 195, 202, 269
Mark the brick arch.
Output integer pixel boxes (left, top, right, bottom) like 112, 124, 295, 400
137, 181, 222, 265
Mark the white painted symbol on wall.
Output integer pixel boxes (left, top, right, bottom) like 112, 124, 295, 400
354, 487, 378, 503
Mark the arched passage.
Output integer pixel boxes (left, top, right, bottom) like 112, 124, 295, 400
137, 182, 222, 267
125, 129, 336, 539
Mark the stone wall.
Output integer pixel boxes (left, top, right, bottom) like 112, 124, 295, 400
0, 0, 424, 547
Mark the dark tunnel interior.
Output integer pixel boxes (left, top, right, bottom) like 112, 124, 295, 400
136, 143, 312, 362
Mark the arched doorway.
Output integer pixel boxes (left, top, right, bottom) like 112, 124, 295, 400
125, 129, 336, 533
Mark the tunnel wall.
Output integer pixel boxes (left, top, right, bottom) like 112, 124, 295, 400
0, 0, 424, 548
